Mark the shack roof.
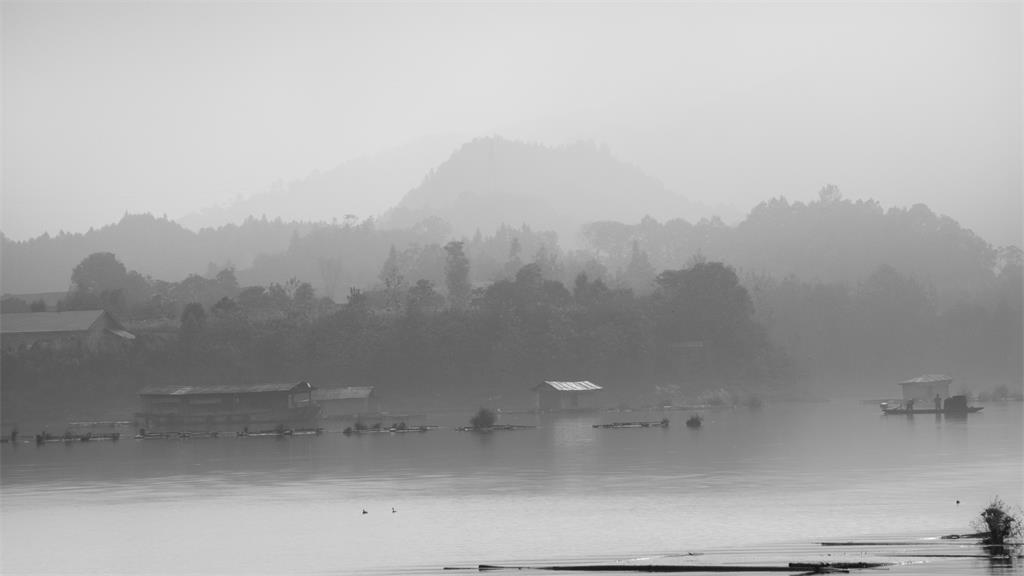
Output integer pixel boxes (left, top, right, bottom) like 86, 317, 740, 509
898, 375, 953, 386
140, 381, 313, 396
533, 380, 602, 392
313, 386, 374, 401
0, 310, 127, 335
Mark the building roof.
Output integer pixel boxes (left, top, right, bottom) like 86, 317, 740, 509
898, 375, 953, 386
313, 386, 374, 401
533, 380, 603, 392
139, 381, 313, 396
0, 310, 119, 335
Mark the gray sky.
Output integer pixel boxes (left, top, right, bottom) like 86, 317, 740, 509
2, 2, 1021, 246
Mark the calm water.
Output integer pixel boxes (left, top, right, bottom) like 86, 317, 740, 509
1, 400, 1021, 575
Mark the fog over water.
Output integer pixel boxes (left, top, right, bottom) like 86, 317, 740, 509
3, 402, 1021, 575
2, 3, 1022, 575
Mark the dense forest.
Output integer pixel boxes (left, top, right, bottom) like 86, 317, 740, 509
1, 250, 791, 427
2, 185, 1021, 428
2, 139, 1021, 428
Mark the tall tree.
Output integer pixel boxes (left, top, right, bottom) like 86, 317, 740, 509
379, 245, 406, 312
620, 240, 656, 295
444, 241, 471, 311
503, 237, 523, 279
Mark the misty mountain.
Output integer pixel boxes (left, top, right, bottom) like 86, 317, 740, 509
380, 137, 715, 245
176, 134, 467, 231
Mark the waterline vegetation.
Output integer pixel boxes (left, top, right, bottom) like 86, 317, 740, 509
974, 497, 1022, 553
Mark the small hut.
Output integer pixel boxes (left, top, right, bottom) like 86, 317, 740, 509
898, 375, 952, 403
532, 380, 603, 412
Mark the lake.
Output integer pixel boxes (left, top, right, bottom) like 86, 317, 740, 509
1, 400, 1021, 575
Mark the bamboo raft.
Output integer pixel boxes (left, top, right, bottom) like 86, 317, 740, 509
593, 420, 670, 429
343, 424, 436, 435
240, 427, 323, 437
444, 533, 1017, 574
455, 425, 537, 432
35, 432, 121, 444
134, 431, 220, 440
474, 562, 887, 573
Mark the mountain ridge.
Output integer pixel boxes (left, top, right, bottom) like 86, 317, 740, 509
380, 136, 715, 245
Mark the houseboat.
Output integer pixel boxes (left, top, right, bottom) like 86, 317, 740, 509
137, 381, 320, 432
880, 375, 982, 415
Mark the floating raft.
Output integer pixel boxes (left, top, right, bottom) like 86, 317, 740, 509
474, 562, 888, 573
593, 420, 669, 429
36, 432, 120, 444
343, 425, 436, 435
135, 431, 219, 440
241, 427, 323, 437
455, 425, 536, 432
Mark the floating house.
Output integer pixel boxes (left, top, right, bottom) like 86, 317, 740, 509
532, 380, 603, 412
137, 381, 318, 431
881, 374, 981, 415
313, 386, 378, 418
898, 375, 952, 403
0, 310, 135, 354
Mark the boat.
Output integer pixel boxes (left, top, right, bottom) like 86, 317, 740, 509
686, 415, 703, 428
880, 376, 983, 416
881, 393, 982, 415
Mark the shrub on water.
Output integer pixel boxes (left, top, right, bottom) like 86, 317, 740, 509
470, 408, 496, 429
974, 497, 1022, 546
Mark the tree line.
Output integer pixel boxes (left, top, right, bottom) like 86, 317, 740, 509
1, 245, 790, 427
2, 189, 1021, 428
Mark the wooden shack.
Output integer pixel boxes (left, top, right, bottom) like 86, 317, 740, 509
532, 380, 603, 412
137, 381, 318, 431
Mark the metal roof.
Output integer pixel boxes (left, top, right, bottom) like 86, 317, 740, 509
0, 310, 114, 334
534, 380, 602, 392
139, 381, 312, 396
313, 386, 374, 401
898, 375, 953, 386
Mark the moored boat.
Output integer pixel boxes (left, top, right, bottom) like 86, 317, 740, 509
880, 376, 982, 415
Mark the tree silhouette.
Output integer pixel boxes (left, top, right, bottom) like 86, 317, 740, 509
444, 241, 471, 311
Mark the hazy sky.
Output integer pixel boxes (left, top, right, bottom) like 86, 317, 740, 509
3, 2, 1021, 246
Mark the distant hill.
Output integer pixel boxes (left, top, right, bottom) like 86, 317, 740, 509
380, 137, 714, 245
0, 214, 316, 294
177, 134, 467, 231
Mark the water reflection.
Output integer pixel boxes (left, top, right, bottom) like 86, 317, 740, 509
2, 401, 1021, 576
